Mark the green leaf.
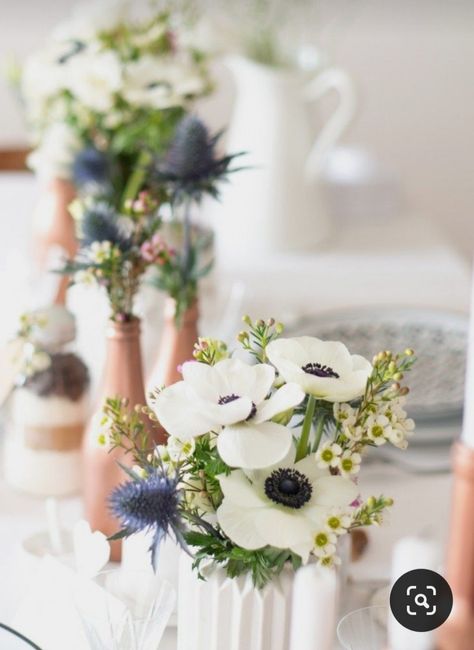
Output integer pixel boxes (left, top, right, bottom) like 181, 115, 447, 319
107, 528, 132, 542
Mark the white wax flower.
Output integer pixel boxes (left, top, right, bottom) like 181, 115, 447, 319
167, 436, 196, 462
338, 450, 362, 476
315, 442, 342, 469
267, 336, 372, 402
366, 414, 391, 446
324, 508, 353, 536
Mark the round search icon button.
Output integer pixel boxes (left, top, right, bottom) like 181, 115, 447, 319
390, 569, 453, 632
414, 593, 430, 608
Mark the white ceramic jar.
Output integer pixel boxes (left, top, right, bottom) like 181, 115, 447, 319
4, 306, 90, 496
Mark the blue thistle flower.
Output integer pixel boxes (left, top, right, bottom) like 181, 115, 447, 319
109, 468, 186, 569
72, 147, 110, 189
81, 202, 131, 252
151, 115, 245, 204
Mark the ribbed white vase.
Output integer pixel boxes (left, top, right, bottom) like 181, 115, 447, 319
177, 550, 344, 650
177, 554, 295, 650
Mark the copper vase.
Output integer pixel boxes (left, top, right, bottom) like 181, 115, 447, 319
150, 298, 199, 388
82, 318, 160, 562
32, 177, 77, 305
437, 442, 474, 650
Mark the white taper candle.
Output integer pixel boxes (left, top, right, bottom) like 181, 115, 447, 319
388, 537, 440, 650
289, 563, 338, 650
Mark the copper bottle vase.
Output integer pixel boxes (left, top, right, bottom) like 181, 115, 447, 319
150, 298, 199, 388
437, 442, 474, 650
82, 318, 154, 562
32, 177, 77, 305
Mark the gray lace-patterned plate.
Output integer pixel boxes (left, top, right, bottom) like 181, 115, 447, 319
287, 307, 468, 425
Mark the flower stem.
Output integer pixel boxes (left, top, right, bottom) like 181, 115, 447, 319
296, 395, 316, 462
181, 198, 192, 280
312, 414, 326, 453
121, 149, 152, 209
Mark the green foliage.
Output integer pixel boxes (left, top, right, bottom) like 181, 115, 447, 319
193, 338, 228, 365
237, 316, 284, 363
351, 495, 394, 528
184, 435, 230, 509
101, 396, 157, 462
150, 226, 213, 326
110, 107, 184, 158
185, 530, 302, 589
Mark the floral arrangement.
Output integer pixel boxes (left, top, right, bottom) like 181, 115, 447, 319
19, 1, 212, 187
16, 2, 243, 324
13, 311, 52, 380
61, 191, 173, 321
148, 114, 244, 323
9, 306, 89, 401
104, 316, 416, 587
62, 113, 242, 323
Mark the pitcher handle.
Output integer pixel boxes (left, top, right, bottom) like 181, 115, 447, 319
304, 67, 356, 180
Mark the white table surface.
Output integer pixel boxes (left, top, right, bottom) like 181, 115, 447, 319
0, 171, 470, 648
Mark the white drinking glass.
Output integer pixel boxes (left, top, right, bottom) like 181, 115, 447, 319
337, 606, 388, 650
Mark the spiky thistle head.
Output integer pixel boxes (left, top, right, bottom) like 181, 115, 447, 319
80, 202, 131, 252
151, 115, 245, 204
72, 146, 110, 189
109, 468, 186, 568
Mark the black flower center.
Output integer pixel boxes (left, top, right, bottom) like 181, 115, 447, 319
301, 362, 340, 379
218, 394, 257, 420
264, 468, 313, 509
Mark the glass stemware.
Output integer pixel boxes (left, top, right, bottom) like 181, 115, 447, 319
74, 569, 175, 650
337, 606, 388, 650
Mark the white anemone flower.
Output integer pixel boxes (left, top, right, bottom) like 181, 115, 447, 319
267, 337, 372, 402
123, 56, 206, 110
66, 50, 122, 113
153, 358, 305, 469
216, 454, 358, 561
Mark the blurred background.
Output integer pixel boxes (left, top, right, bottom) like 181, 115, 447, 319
1, 0, 473, 254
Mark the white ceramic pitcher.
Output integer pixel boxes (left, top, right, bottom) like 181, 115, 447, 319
214, 56, 356, 263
